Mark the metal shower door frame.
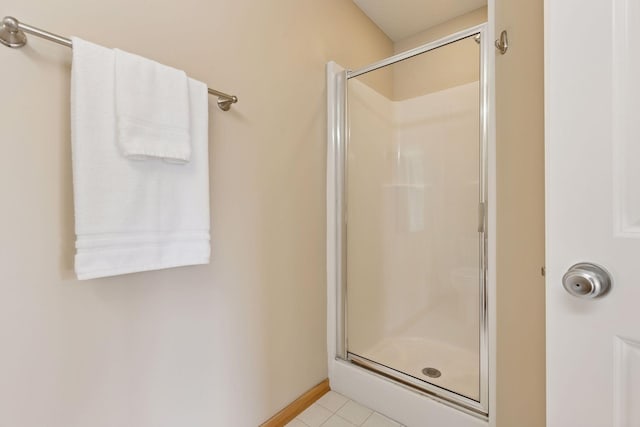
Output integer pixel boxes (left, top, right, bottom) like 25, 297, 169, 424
332, 23, 490, 417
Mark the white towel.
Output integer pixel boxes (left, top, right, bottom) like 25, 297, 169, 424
114, 48, 191, 163
71, 37, 210, 280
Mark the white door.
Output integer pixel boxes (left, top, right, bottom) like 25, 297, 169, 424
546, 0, 640, 426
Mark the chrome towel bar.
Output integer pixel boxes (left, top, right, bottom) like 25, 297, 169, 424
0, 16, 238, 111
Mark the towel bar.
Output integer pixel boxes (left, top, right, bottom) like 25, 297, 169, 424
0, 16, 239, 111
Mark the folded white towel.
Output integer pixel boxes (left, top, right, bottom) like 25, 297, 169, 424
114, 48, 191, 163
71, 37, 210, 280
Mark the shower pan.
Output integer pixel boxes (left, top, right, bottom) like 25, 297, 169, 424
327, 24, 490, 423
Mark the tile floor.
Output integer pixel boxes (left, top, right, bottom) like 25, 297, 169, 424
286, 391, 405, 427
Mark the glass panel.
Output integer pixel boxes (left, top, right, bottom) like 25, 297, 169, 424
345, 36, 482, 401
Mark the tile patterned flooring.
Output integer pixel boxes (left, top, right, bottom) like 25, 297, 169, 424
286, 391, 404, 427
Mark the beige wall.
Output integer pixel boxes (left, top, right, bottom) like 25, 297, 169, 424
0, 1, 391, 426
392, 7, 487, 100
495, 0, 546, 425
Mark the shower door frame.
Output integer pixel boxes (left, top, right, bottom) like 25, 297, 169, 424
331, 24, 490, 417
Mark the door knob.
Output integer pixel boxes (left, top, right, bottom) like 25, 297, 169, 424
562, 263, 611, 298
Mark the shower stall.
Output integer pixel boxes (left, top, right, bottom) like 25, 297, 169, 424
327, 24, 490, 423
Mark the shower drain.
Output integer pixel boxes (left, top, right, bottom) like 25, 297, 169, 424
422, 367, 442, 378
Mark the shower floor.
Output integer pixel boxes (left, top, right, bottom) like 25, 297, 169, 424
353, 336, 479, 401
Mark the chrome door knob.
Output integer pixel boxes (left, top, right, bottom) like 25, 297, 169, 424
562, 263, 611, 298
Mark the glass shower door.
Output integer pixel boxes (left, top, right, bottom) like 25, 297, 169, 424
343, 28, 487, 412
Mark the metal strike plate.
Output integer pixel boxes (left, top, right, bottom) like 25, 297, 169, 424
562, 262, 611, 299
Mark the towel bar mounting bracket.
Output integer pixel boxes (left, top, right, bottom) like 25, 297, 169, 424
0, 17, 26, 48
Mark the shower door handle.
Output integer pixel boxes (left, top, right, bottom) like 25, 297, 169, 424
478, 202, 486, 233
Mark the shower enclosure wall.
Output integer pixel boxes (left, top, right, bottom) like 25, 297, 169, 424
327, 24, 491, 425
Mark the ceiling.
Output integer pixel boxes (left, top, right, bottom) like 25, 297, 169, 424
352, 0, 487, 41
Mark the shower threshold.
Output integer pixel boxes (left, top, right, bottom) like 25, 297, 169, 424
347, 353, 488, 419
